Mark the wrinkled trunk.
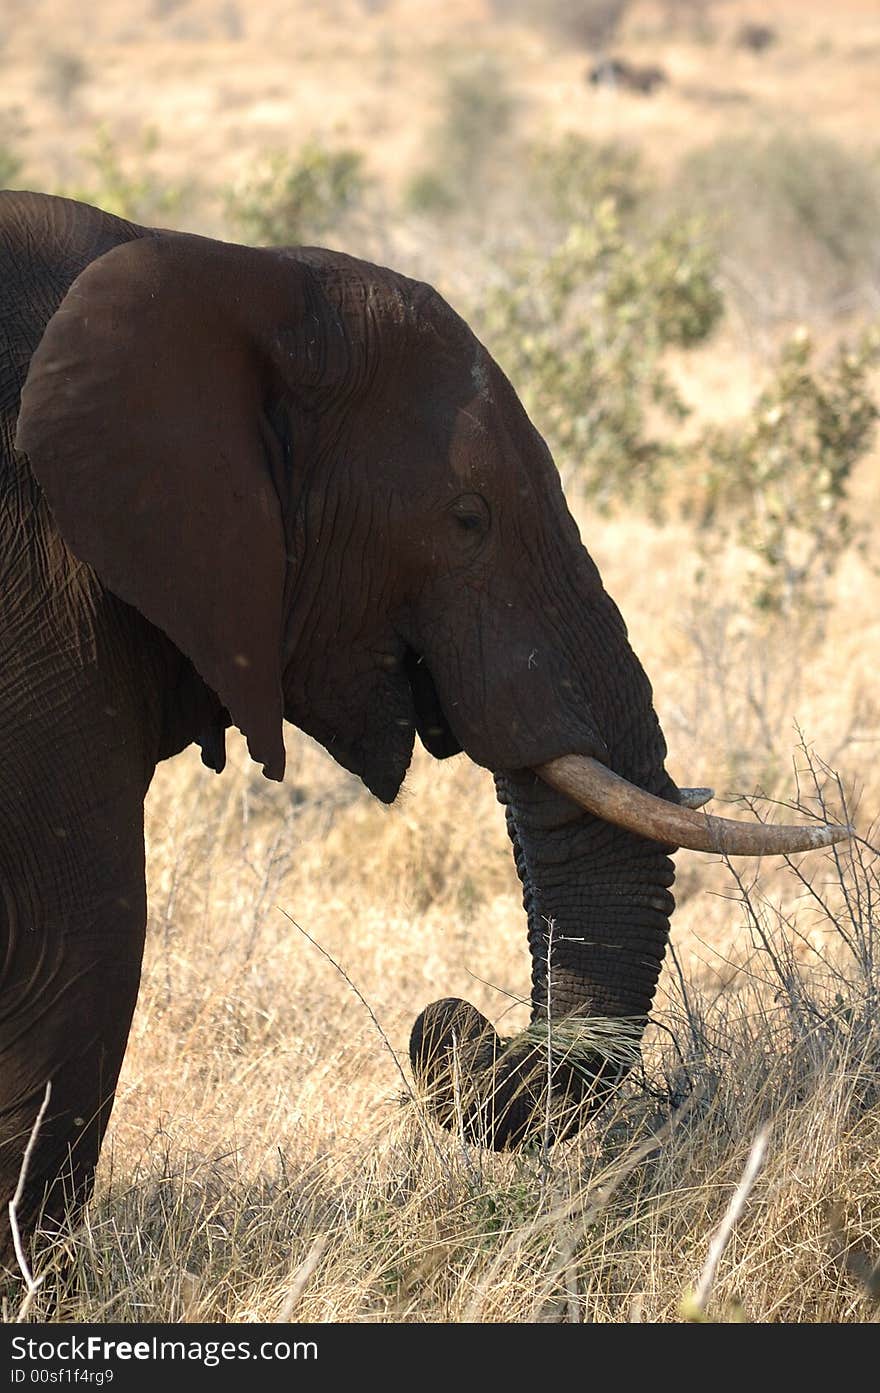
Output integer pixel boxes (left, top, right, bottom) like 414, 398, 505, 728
410, 769, 676, 1148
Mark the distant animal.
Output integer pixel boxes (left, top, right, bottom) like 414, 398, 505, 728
588, 57, 668, 95
0, 191, 845, 1269
735, 23, 778, 54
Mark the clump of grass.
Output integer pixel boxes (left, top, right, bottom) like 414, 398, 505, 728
404, 53, 516, 217
40, 48, 89, 112
675, 129, 880, 323
0, 144, 21, 191
56, 127, 187, 224
226, 143, 367, 246
524, 132, 647, 229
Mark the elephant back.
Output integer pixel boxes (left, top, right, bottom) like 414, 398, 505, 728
0, 192, 147, 454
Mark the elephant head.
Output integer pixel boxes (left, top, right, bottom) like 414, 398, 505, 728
14, 213, 847, 1151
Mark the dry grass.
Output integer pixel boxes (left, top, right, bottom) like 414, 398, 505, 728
10, 846, 880, 1322
3, 0, 880, 1325
5, 560, 879, 1324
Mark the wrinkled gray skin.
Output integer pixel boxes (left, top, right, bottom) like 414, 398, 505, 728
0, 192, 678, 1266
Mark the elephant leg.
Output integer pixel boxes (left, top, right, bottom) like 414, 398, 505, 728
0, 674, 161, 1283
0, 547, 179, 1277
0, 888, 145, 1272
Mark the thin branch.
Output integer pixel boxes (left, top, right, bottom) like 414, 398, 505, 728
277, 909, 452, 1178
277, 1232, 329, 1321
541, 916, 555, 1189
686, 1124, 770, 1319
9, 1080, 52, 1321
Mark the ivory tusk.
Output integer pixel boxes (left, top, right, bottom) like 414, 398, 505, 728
678, 787, 714, 809
536, 755, 852, 856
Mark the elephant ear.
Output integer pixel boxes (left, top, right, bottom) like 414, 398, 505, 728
15, 231, 305, 781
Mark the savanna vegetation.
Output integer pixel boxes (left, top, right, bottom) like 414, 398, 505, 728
2, 0, 879, 1323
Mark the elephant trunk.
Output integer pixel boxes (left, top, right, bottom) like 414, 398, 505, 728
410, 770, 676, 1148
407, 568, 849, 1147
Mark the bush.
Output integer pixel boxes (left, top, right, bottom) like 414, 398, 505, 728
525, 132, 646, 227
490, 0, 633, 50
40, 48, 88, 112
404, 170, 461, 218
404, 54, 516, 218
0, 145, 21, 190
691, 327, 880, 615
58, 128, 183, 224
676, 130, 880, 322
476, 201, 723, 507
227, 143, 366, 246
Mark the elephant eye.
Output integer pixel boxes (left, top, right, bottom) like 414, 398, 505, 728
447, 493, 490, 541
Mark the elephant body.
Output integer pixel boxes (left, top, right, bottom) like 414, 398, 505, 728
3, 191, 826, 1270
0, 198, 230, 1257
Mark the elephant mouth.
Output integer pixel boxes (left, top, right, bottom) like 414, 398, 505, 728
403, 647, 462, 760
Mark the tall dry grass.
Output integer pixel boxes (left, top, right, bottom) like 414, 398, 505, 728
4, 517, 878, 1324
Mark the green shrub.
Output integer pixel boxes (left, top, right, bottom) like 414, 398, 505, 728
441, 53, 516, 167
58, 128, 183, 223
476, 201, 723, 507
0, 145, 21, 190
404, 170, 461, 217
676, 130, 880, 322
691, 327, 880, 615
404, 53, 515, 217
525, 132, 646, 227
226, 143, 366, 246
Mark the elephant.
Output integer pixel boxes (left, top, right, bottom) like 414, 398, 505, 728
0, 190, 846, 1268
